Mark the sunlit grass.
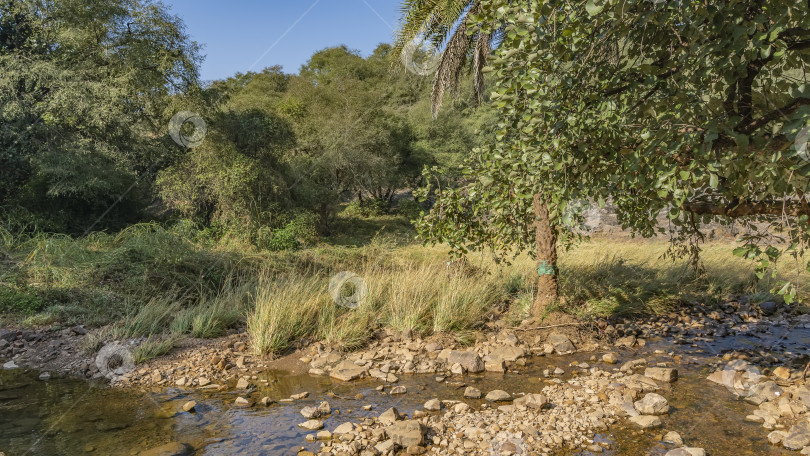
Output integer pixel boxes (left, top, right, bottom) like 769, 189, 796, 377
4, 213, 808, 360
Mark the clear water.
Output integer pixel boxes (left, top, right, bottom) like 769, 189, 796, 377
2, 327, 808, 455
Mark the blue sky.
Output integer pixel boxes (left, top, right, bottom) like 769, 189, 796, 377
164, 1, 402, 82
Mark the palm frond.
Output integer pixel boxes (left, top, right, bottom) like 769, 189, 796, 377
472, 31, 491, 107
430, 3, 478, 118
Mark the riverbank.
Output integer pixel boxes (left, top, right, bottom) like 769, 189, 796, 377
3, 293, 810, 455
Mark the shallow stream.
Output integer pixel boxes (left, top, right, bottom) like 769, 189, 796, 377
2, 326, 810, 455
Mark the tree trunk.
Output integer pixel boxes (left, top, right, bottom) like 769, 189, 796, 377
532, 193, 558, 318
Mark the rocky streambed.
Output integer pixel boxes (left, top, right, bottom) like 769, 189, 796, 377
3, 297, 810, 455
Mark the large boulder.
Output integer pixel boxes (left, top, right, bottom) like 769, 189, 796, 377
378, 407, 403, 425
513, 393, 548, 410
386, 420, 427, 447
622, 374, 660, 392
749, 381, 784, 404
547, 332, 576, 355
330, 360, 367, 382
634, 393, 669, 415
464, 387, 482, 399
485, 390, 512, 402
645, 367, 678, 383
486, 346, 525, 362
783, 422, 810, 450
446, 351, 485, 373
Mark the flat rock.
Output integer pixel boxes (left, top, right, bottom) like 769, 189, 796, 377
464, 387, 482, 399
629, 415, 662, 429
547, 332, 576, 354
620, 358, 647, 372
182, 401, 196, 412
645, 367, 678, 383
622, 374, 660, 392
768, 430, 788, 445
485, 390, 512, 402
772, 366, 791, 381
602, 352, 619, 364
446, 350, 485, 373
298, 420, 324, 430
330, 361, 367, 382
615, 335, 637, 348
375, 439, 396, 454
386, 420, 426, 447
634, 393, 669, 415
379, 407, 403, 425
485, 359, 506, 373
390, 385, 407, 395
784, 422, 810, 450
663, 431, 683, 446
333, 422, 354, 435
487, 346, 525, 362
513, 393, 548, 410
424, 399, 441, 411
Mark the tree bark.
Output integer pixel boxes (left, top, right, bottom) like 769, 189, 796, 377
533, 193, 559, 319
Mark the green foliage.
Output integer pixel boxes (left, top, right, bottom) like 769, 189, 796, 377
396, 200, 424, 220
257, 212, 318, 251
0, 286, 44, 316
343, 201, 389, 218
419, 0, 810, 299
0, 0, 202, 232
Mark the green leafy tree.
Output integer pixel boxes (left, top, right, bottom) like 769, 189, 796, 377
398, 0, 561, 314
0, 0, 201, 232
419, 0, 810, 310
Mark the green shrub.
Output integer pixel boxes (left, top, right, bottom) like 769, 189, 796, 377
260, 212, 317, 251
343, 200, 389, 218
396, 200, 423, 220
0, 286, 44, 316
